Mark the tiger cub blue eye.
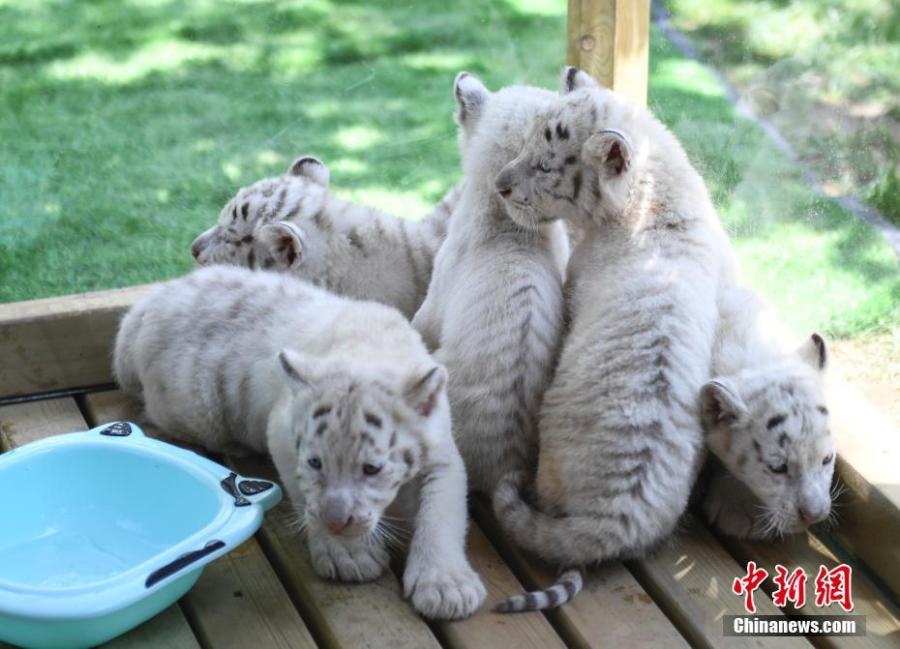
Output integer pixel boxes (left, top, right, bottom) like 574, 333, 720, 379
362, 463, 382, 476
768, 463, 788, 475
308, 457, 322, 470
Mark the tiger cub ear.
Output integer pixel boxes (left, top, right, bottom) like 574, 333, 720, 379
404, 365, 447, 418
699, 379, 747, 455
561, 66, 600, 93
288, 155, 330, 187
798, 333, 827, 372
277, 349, 318, 393
453, 71, 490, 129
257, 221, 306, 269
582, 129, 633, 179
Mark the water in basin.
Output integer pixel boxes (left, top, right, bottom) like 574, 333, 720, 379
0, 443, 222, 590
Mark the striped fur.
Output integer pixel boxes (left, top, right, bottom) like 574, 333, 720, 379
113, 266, 485, 620
495, 568, 582, 613
700, 286, 834, 539
192, 157, 462, 318
412, 73, 568, 496
492, 68, 738, 612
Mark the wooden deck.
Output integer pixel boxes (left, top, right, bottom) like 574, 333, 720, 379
1, 288, 900, 648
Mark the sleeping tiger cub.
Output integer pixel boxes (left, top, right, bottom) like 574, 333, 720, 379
191, 158, 461, 318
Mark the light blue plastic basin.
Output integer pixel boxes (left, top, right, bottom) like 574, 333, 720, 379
0, 422, 281, 649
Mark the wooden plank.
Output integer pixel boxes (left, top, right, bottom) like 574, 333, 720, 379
180, 538, 317, 649
566, 0, 650, 106
100, 605, 201, 649
84, 390, 206, 452
229, 452, 443, 649
432, 524, 567, 649
0, 283, 152, 399
0, 397, 87, 450
84, 391, 318, 649
824, 376, 900, 600
0, 398, 201, 649
721, 531, 900, 649
472, 500, 689, 649
628, 522, 811, 649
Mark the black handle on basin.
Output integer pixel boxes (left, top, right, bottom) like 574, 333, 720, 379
145, 540, 225, 588
99, 422, 132, 437
220, 472, 251, 507
220, 472, 276, 506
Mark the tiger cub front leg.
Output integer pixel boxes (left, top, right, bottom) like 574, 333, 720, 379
307, 524, 390, 582
403, 440, 486, 619
702, 463, 768, 540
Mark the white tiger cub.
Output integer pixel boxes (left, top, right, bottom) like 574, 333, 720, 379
191, 158, 462, 318
491, 68, 738, 612
113, 266, 486, 620
411, 73, 568, 496
700, 285, 835, 539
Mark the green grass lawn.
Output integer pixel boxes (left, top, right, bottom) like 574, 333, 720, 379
1, 0, 897, 344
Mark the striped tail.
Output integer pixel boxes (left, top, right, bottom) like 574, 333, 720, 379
495, 568, 583, 613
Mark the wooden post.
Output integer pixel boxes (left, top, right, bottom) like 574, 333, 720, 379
567, 0, 650, 107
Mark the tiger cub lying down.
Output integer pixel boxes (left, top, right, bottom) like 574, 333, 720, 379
699, 285, 835, 539
190, 156, 461, 319
113, 266, 486, 620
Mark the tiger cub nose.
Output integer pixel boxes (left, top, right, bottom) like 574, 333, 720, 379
798, 505, 828, 524
325, 515, 354, 535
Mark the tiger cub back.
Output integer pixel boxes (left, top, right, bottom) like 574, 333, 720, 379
191, 156, 461, 318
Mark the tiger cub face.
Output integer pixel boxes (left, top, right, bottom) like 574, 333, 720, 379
273, 350, 447, 539
451, 72, 557, 229
191, 156, 330, 271
701, 334, 835, 536
494, 67, 641, 228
